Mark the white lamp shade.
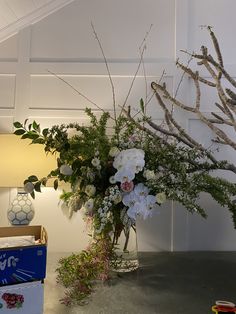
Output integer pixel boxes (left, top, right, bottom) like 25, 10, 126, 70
0, 134, 57, 187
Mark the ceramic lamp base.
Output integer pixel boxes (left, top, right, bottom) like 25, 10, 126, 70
7, 191, 35, 225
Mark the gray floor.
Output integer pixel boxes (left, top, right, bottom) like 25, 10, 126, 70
44, 252, 236, 314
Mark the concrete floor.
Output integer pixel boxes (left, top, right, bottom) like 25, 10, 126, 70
43, 252, 236, 314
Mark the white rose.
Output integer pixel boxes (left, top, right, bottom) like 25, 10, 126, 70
144, 170, 156, 181
109, 176, 116, 184
91, 158, 100, 167
60, 164, 73, 176
85, 185, 96, 197
24, 182, 34, 194
156, 192, 166, 204
109, 147, 120, 157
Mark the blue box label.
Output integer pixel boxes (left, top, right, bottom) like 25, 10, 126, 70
0, 246, 46, 285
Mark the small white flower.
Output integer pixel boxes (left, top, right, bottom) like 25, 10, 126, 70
85, 185, 96, 197
109, 146, 120, 157
156, 192, 166, 204
67, 128, 82, 139
24, 182, 34, 194
84, 198, 94, 211
60, 164, 73, 176
91, 157, 100, 167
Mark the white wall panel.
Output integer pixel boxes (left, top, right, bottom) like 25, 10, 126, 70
187, 193, 236, 251
0, 116, 14, 132
30, 75, 163, 112
0, 35, 17, 60
188, 0, 236, 64
0, 75, 16, 108
30, 0, 175, 60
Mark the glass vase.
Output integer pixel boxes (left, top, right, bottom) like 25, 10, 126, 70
111, 223, 139, 272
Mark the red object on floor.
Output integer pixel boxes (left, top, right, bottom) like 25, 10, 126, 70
212, 305, 236, 313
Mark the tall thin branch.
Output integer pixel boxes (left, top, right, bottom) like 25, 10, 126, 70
91, 23, 117, 124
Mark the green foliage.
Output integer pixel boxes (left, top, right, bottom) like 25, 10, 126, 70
56, 239, 113, 306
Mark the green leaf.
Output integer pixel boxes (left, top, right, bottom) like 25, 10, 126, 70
41, 177, 48, 186
34, 182, 41, 192
24, 119, 28, 127
32, 121, 40, 132
140, 98, 144, 113
28, 175, 38, 182
32, 120, 38, 130
30, 191, 35, 199
50, 169, 59, 176
14, 129, 25, 135
32, 138, 45, 144
21, 134, 30, 139
13, 121, 23, 128
54, 179, 58, 190
26, 132, 39, 140
42, 128, 49, 137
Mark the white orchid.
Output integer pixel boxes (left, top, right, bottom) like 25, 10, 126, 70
114, 166, 135, 183
134, 183, 149, 199
113, 148, 145, 171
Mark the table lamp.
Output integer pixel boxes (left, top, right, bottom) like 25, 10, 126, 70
0, 134, 57, 225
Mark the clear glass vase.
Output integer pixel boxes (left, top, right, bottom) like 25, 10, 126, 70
111, 223, 139, 272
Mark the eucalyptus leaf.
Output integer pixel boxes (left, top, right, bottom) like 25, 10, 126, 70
34, 182, 41, 192
13, 121, 23, 128
14, 129, 25, 135
28, 175, 38, 182
41, 177, 48, 186
42, 128, 49, 137
30, 190, 35, 199
54, 179, 59, 190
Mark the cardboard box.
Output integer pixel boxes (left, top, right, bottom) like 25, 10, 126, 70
0, 281, 44, 314
0, 226, 47, 286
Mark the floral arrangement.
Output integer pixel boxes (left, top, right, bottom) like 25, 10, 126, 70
12, 26, 236, 306
14, 106, 236, 304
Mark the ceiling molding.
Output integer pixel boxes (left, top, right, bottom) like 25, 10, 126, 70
0, 0, 75, 43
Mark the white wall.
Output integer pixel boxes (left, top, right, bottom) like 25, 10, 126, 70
0, 0, 236, 252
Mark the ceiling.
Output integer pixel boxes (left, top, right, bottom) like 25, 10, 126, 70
0, 0, 74, 43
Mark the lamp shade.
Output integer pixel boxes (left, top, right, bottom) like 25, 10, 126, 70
0, 134, 57, 187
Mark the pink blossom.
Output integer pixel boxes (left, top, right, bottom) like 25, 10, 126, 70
120, 181, 134, 192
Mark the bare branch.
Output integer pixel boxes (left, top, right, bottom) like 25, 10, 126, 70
47, 70, 111, 116
91, 23, 117, 123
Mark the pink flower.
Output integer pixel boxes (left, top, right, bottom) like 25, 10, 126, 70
120, 181, 134, 192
